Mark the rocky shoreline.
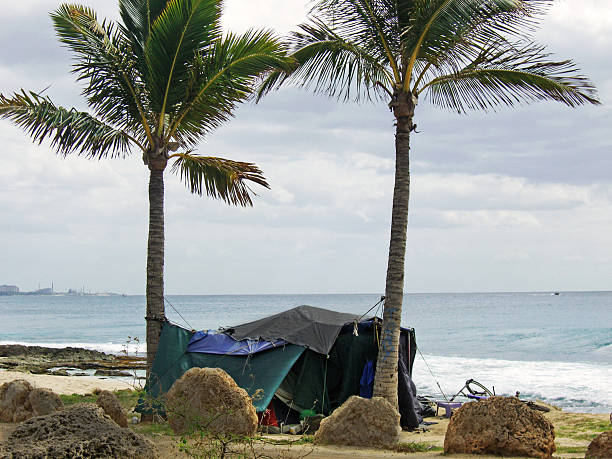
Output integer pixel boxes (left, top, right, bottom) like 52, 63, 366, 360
0, 345, 146, 377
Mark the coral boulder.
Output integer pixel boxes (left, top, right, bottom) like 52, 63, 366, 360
586, 430, 612, 459
444, 396, 555, 458
0, 380, 33, 422
27, 388, 63, 417
0, 380, 63, 423
314, 396, 401, 449
2, 403, 157, 459
96, 390, 128, 427
166, 367, 258, 436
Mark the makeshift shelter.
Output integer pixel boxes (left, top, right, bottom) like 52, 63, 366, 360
140, 305, 423, 429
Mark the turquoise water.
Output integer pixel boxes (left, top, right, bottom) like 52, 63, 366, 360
1, 291, 610, 413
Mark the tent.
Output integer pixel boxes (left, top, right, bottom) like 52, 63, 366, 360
140, 305, 423, 429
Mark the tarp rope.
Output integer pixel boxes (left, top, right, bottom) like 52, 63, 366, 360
164, 297, 194, 330
356, 295, 385, 323
417, 345, 448, 402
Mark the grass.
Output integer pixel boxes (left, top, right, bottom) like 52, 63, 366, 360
134, 421, 175, 436
556, 417, 610, 441
395, 441, 443, 453
59, 389, 140, 412
555, 445, 588, 454
59, 393, 97, 405
114, 389, 141, 410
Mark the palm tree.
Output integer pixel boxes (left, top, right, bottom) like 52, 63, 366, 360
260, 0, 599, 409
0, 0, 292, 374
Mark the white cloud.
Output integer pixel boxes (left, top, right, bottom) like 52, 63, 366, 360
0, 0, 611, 294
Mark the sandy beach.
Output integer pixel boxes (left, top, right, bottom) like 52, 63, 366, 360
0, 370, 134, 395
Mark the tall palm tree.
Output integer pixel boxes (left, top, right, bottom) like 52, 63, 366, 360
0, 0, 292, 374
260, 0, 599, 409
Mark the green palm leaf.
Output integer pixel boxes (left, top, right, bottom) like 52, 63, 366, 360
405, 0, 550, 85
259, 19, 393, 103
144, 0, 222, 125
51, 4, 152, 143
0, 91, 133, 158
291, 20, 394, 100
119, 0, 168, 49
169, 29, 292, 146
310, 0, 402, 81
423, 41, 600, 111
170, 153, 269, 206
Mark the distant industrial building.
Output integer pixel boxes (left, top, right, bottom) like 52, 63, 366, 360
0, 285, 19, 295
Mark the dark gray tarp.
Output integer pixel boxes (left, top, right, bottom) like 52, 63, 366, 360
224, 305, 364, 355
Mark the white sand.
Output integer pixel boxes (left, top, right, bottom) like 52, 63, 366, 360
0, 370, 134, 395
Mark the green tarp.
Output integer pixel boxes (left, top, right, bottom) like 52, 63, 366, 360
277, 327, 380, 415
143, 322, 305, 412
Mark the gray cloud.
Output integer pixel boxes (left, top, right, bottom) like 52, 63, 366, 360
0, 0, 611, 294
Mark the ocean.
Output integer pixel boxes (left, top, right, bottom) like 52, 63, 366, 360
1, 291, 610, 413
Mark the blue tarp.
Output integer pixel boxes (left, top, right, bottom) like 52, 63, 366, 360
187, 330, 287, 355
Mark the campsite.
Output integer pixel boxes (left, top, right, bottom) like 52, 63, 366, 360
141, 305, 423, 430
1, 0, 611, 457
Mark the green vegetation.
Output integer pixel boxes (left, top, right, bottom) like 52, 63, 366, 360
556, 417, 610, 441
555, 445, 588, 454
59, 393, 97, 406
134, 421, 175, 437
395, 441, 443, 453
59, 389, 139, 412
114, 389, 141, 411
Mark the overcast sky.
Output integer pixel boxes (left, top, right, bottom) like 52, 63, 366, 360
0, 0, 610, 295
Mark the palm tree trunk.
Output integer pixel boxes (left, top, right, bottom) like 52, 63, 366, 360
372, 102, 413, 409
146, 168, 165, 376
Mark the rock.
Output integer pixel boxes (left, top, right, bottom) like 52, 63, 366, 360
28, 366, 49, 374
314, 396, 401, 448
94, 369, 133, 377
0, 361, 18, 368
0, 344, 110, 361
28, 388, 63, 417
0, 380, 33, 422
50, 369, 70, 376
586, 430, 612, 458
166, 367, 258, 436
0, 380, 63, 423
96, 390, 128, 427
2, 403, 157, 459
12, 407, 32, 423
444, 396, 555, 458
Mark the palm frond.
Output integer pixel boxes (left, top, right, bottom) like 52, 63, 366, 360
168, 29, 292, 146
310, 0, 402, 80
404, 0, 554, 84
170, 153, 269, 206
259, 19, 393, 102
144, 0, 222, 123
118, 0, 168, 50
422, 41, 600, 112
51, 4, 152, 144
0, 91, 133, 158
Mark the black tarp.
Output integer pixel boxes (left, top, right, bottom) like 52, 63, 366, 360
224, 305, 365, 355
141, 305, 423, 430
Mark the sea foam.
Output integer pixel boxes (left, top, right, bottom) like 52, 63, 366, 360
414, 354, 612, 413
